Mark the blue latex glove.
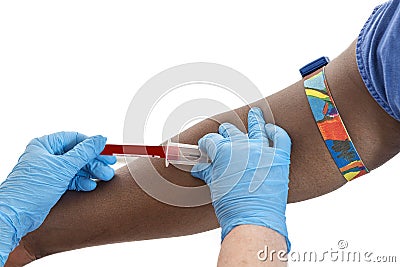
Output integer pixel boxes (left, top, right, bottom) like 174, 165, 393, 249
192, 107, 292, 251
0, 132, 116, 265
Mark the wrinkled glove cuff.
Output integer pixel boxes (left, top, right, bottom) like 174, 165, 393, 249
0, 212, 20, 266
221, 216, 290, 252
220, 212, 290, 252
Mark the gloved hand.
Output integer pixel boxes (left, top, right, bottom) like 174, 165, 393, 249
192, 107, 292, 251
0, 132, 116, 265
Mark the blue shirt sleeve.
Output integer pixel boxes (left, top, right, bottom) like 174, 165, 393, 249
356, 0, 400, 122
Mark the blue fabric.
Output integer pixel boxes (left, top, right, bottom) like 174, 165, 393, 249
356, 0, 400, 122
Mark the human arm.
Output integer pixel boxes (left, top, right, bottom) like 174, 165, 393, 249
7, 38, 400, 266
0, 132, 115, 266
219, 225, 287, 267
7, 1, 400, 262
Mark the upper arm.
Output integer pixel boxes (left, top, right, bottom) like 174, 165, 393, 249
160, 40, 400, 203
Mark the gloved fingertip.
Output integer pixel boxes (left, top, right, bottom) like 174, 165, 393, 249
79, 178, 98, 191
88, 135, 107, 155
86, 180, 98, 191
264, 123, 276, 134
198, 133, 218, 149
198, 133, 223, 161
266, 123, 290, 140
190, 170, 202, 179
218, 122, 244, 139
93, 135, 107, 145
248, 107, 265, 127
218, 123, 231, 134
190, 166, 202, 179
109, 156, 117, 165
248, 107, 268, 140
191, 163, 208, 180
68, 176, 97, 191
97, 155, 117, 165
98, 166, 115, 181
264, 123, 292, 152
249, 107, 262, 116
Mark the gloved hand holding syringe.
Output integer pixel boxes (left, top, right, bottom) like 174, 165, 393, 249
101, 139, 210, 167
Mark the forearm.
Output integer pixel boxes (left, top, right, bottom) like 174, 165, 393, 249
218, 225, 287, 267
8, 40, 400, 264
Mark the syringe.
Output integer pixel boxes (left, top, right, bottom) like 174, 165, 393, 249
101, 139, 210, 167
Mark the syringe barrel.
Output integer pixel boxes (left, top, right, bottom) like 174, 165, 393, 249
165, 140, 210, 167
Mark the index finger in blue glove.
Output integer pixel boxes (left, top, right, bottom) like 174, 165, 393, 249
265, 123, 292, 154
35, 132, 88, 155
192, 133, 224, 183
61, 133, 117, 166
49, 132, 117, 165
247, 107, 268, 140
61, 135, 107, 173
58, 132, 89, 154
219, 123, 245, 139
198, 133, 224, 161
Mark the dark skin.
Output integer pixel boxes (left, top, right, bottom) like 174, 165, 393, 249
6, 40, 400, 266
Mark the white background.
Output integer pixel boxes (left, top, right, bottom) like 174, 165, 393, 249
1, 0, 398, 266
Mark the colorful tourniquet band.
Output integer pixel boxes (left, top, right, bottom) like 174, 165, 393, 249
304, 67, 369, 181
